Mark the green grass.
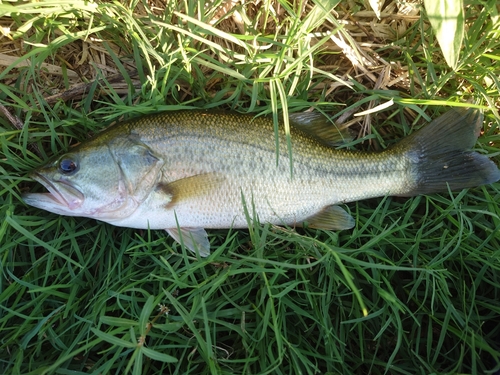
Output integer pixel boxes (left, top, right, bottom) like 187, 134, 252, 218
1, 0, 500, 374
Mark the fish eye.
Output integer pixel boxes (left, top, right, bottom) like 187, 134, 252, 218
59, 158, 79, 175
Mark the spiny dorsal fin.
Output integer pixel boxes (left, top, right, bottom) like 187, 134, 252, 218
289, 112, 354, 147
300, 205, 355, 230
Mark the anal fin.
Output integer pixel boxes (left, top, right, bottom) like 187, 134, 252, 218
301, 205, 355, 230
166, 227, 211, 257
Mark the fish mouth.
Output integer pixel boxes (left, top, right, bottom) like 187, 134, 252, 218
23, 172, 85, 212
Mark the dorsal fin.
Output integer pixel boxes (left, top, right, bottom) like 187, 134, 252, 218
289, 112, 354, 147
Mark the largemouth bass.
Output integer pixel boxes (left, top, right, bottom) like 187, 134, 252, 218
23, 108, 500, 256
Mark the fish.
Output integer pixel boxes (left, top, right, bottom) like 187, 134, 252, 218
23, 108, 500, 256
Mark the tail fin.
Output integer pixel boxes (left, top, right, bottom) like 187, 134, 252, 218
398, 108, 500, 196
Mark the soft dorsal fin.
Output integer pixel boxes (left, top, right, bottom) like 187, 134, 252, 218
289, 112, 354, 147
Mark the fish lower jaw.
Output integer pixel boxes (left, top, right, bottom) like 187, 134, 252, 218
22, 192, 80, 215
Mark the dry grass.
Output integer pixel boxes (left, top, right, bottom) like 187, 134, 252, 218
0, 0, 428, 124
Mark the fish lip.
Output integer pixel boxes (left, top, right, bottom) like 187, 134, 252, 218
27, 172, 85, 210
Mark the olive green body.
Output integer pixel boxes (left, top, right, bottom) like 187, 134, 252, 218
101, 111, 410, 229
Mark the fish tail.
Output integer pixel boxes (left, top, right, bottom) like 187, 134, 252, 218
398, 108, 500, 196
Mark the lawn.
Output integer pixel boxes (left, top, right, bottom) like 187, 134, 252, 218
1, 0, 500, 374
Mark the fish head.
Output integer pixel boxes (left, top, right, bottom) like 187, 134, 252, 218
23, 136, 163, 221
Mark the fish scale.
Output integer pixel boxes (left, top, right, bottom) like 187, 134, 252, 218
135, 111, 410, 200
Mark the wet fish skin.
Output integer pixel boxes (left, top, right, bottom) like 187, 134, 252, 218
22, 109, 500, 256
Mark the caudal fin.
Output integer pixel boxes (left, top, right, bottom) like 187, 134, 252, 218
398, 108, 500, 196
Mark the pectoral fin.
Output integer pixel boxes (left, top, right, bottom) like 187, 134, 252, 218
157, 173, 225, 209
301, 205, 355, 230
166, 227, 211, 257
